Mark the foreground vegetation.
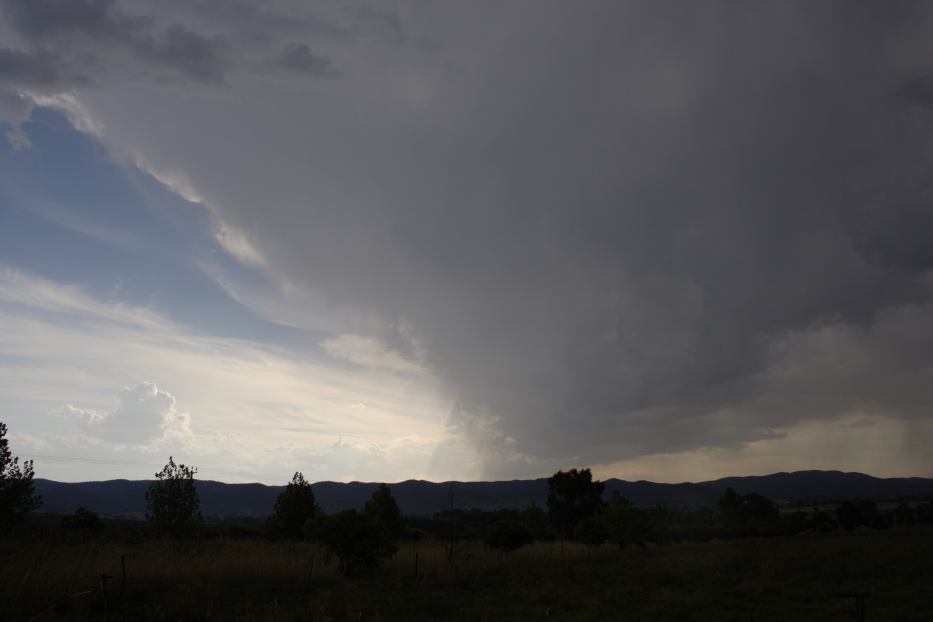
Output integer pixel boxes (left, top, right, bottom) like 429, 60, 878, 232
4, 426, 933, 619
2, 528, 932, 621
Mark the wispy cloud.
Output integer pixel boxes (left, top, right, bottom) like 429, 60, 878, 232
0, 268, 459, 483
321, 333, 425, 375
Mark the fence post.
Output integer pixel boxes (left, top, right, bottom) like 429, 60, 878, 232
414, 551, 419, 580
855, 594, 866, 622
100, 574, 113, 622
838, 592, 868, 622
120, 555, 127, 622
306, 553, 317, 588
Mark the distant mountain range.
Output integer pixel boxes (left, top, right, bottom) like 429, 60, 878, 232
33, 470, 933, 519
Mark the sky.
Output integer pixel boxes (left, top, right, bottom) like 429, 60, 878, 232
1, 1, 933, 485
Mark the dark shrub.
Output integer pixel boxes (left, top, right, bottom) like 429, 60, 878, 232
61, 506, 104, 533
314, 510, 397, 574
602, 493, 649, 549
916, 500, 933, 525
894, 503, 915, 528
573, 516, 607, 548
520, 503, 555, 541
224, 523, 264, 540
486, 519, 534, 553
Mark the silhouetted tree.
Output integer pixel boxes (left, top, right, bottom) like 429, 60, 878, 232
809, 508, 837, 533
836, 500, 861, 531
857, 500, 886, 529
835, 499, 887, 531
718, 488, 740, 516
894, 502, 915, 527
485, 519, 534, 553
718, 488, 779, 536
0, 421, 41, 528
61, 506, 104, 532
646, 505, 673, 546
315, 509, 396, 574
520, 502, 554, 540
916, 499, 933, 525
547, 468, 604, 538
719, 488, 778, 522
269, 472, 319, 539
60, 506, 104, 542
364, 483, 405, 539
146, 456, 201, 538
781, 510, 811, 535
602, 492, 649, 549
574, 515, 608, 548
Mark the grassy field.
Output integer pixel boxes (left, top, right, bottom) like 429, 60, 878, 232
2, 528, 932, 621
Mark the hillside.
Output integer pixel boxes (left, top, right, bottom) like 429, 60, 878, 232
32, 470, 933, 518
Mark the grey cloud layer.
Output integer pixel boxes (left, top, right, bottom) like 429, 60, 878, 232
0, 0, 336, 126
6, 1, 933, 476
1, 0, 228, 86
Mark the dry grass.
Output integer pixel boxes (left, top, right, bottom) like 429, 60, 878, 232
2, 529, 932, 621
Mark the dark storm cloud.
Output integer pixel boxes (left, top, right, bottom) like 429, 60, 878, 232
225, 1, 933, 474
167, 0, 351, 40
894, 77, 933, 109
2, 0, 145, 39
0, 0, 338, 95
0, 47, 88, 88
7, 1, 933, 476
848, 192, 933, 273
1, 0, 228, 84
146, 24, 228, 84
265, 42, 337, 78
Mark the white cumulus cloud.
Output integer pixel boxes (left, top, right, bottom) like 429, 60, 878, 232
62, 382, 192, 445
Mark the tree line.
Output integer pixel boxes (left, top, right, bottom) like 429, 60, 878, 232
3, 422, 933, 574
